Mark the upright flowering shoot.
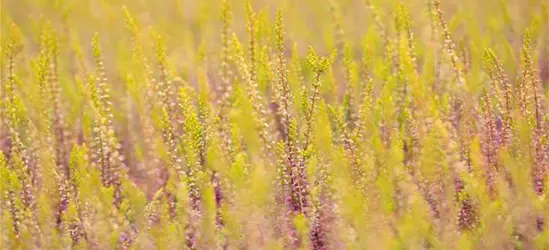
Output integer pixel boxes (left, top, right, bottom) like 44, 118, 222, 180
90, 33, 126, 208
303, 47, 336, 153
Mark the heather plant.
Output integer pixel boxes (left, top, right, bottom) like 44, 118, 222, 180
1, 0, 548, 249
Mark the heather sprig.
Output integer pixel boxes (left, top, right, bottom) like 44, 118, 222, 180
274, 11, 311, 221
90, 33, 127, 208
303, 47, 336, 152
432, 0, 465, 87
483, 48, 513, 146
218, 0, 234, 115
1, 25, 43, 246
520, 30, 548, 195
231, 32, 273, 156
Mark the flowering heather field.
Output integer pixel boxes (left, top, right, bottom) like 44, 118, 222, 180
1, 0, 548, 249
